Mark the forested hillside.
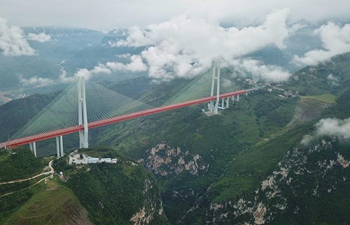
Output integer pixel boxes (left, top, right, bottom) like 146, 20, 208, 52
90, 52, 350, 224
53, 147, 169, 224
0, 147, 169, 224
0, 52, 349, 224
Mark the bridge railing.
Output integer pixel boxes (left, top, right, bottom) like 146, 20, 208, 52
0, 89, 255, 149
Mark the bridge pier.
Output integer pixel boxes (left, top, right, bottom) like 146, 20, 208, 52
29, 142, 37, 157
225, 97, 230, 108
56, 136, 64, 158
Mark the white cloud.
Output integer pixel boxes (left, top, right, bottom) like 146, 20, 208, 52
327, 74, 337, 81
71, 63, 113, 81
0, 17, 35, 56
27, 32, 51, 42
315, 118, 350, 138
222, 78, 232, 88
106, 55, 147, 72
293, 22, 350, 66
327, 74, 339, 86
231, 59, 291, 82
58, 64, 112, 83
59, 68, 75, 83
115, 53, 131, 58
19, 75, 53, 86
288, 22, 307, 35
301, 117, 350, 145
66, 55, 147, 82
75, 68, 92, 80
2, 0, 350, 30
116, 9, 291, 81
91, 63, 111, 74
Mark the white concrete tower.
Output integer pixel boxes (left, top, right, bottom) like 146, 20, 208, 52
209, 61, 221, 114
78, 76, 89, 148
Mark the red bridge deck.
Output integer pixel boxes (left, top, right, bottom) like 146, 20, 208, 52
0, 90, 251, 149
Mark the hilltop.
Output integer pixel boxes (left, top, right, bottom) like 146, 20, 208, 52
0, 147, 168, 224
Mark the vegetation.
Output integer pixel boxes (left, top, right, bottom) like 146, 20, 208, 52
0, 93, 56, 143
0, 189, 34, 224
88, 52, 350, 224
0, 51, 350, 224
302, 93, 336, 104
4, 180, 91, 225
0, 148, 44, 182
58, 147, 168, 225
285, 52, 350, 96
0, 148, 53, 224
90, 87, 298, 223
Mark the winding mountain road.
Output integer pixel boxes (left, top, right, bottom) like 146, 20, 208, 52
0, 160, 54, 186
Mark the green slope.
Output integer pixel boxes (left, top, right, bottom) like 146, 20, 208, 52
0, 148, 92, 225
54, 147, 169, 225
0, 148, 44, 182
4, 180, 92, 225
90, 52, 350, 224
90, 89, 298, 223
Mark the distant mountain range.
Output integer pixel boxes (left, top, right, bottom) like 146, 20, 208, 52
0, 24, 329, 105
0, 25, 350, 224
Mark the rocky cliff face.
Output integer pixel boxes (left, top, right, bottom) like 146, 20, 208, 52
138, 142, 209, 177
130, 178, 166, 225
205, 137, 350, 224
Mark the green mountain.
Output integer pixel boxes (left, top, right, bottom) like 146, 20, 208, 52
89, 52, 350, 224
0, 51, 349, 224
0, 147, 168, 224
0, 148, 76, 225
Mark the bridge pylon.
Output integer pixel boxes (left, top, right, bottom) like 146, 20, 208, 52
208, 61, 221, 114
56, 136, 64, 158
78, 76, 89, 148
29, 142, 37, 157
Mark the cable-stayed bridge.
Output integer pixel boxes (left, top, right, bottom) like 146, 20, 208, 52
0, 62, 255, 156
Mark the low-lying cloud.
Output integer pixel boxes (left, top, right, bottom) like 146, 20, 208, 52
301, 117, 350, 145
27, 32, 51, 42
293, 22, 350, 66
0, 17, 35, 56
232, 59, 291, 83
114, 9, 294, 81
65, 55, 147, 81
19, 75, 53, 86
106, 55, 147, 72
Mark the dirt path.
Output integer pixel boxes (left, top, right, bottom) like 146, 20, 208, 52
0, 160, 54, 185
0, 161, 55, 198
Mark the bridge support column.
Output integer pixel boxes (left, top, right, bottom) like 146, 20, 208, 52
56, 136, 64, 158
209, 62, 216, 113
226, 97, 230, 108
237, 95, 240, 101
78, 76, 89, 148
209, 61, 220, 114
29, 142, 37, 157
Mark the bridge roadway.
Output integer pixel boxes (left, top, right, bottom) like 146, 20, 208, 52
0, 90, 251, 149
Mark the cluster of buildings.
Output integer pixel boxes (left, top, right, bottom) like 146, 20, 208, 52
266, 86, 299, 99
68, 150, 117, 165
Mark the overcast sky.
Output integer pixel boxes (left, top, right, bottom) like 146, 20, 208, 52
1, 0, 350, 84
1, 0, 350, 30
